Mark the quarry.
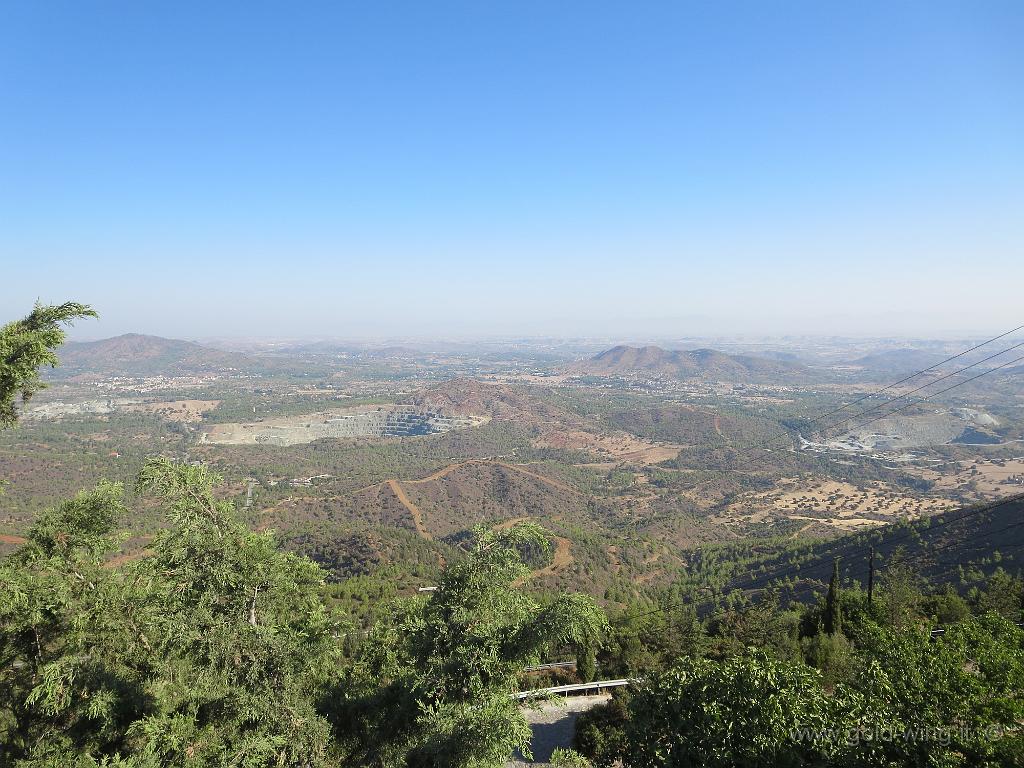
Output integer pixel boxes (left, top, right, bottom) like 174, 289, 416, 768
200, 405, 488, 446
801, 408, 1003, 453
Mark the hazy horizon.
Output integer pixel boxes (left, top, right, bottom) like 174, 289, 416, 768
62, 316, 1023, 347
4, 2, 1023, 339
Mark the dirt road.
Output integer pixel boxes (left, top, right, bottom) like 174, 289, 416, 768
386, 479, 433, 540
377, 460, 583, 542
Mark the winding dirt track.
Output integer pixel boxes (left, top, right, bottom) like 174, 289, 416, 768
491, 461, 581, 495
493, 516, 574, 580
530, 535, 573, 578
406, 459, 581, 494
386, 479, 433, 541
414, 461, 477, 483
790, 521, 816, 539
381, 463, 578, 579
381, 459, 583, 543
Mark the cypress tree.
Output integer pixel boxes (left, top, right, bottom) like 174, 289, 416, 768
825, 558, 842, 636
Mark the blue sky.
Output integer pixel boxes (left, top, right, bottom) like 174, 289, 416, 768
2, 1, 1022, 339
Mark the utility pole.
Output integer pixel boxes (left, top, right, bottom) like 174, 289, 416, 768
867, 546, 875, 608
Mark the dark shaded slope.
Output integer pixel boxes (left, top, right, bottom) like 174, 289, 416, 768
727, 493, 1024, 600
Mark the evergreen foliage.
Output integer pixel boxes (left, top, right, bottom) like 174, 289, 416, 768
0, 302, 97, 429
824, 557, 842, 636
0, 460, 343, 766
334, 522, 608, 767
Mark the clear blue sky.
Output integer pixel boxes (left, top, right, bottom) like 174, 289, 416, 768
2, 1, 1022, 339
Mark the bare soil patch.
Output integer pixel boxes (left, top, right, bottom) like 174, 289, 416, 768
915, 458, 1024, 497
534, 429, 680, 465
715, 478, 957, 534
387, 479, 433, 540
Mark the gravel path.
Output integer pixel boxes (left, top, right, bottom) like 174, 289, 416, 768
506, 695, 611, 767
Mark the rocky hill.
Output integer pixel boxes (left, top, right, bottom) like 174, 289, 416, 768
403, 378, 579, 425
571, 345, 809, 381
50, 334, 255, 377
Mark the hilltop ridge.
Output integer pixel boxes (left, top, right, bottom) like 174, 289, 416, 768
571, 344, 809, 381
402, 377, 577, 424
52, 334, 254, 377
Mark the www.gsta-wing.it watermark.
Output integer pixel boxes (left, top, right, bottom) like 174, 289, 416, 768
790, 724, 1015, 747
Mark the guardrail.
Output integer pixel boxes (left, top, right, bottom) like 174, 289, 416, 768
522, 661, 577, 672
513, 679, 631, 700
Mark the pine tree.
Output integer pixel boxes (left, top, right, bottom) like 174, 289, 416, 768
0, 459, 344, 766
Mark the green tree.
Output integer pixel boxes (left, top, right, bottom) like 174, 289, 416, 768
576, 643, 598, 683
623, 652, 841, 768
853, 614, 1024, 765
0, 482, 142, 765
614, 615, 1024, 767
800, 631, 855, 689
336, 522, 608, 768
707, 589, 800, 661
877, 548, 923, 630
823, 558, 842, 636
923, 584, 971, 626
973, 568, 1023, 621
0, 302, 96, 429
0, 458, 343, 767
127, 458, 342, 767
600, 613, 663, 677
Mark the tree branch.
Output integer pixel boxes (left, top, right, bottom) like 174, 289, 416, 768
248, 584, 260, 626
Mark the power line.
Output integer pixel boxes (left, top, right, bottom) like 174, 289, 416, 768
604, 331, 1024, 632
924, 518, 1024, 572
811, 341, 1024, 440
679, 345, 1024, 538
625, 492, 1024, 625
732, 492, 1024, 592
698, 350, 1024, 537
813, 353, 1024, 444
613, 326, 1024, 545
673, 323, 1024, 478
805, 325, 1024, 423
702, 513, 1024, 615
796, 509, 1024, 591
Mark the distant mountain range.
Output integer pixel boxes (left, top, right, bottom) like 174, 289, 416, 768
847, 348, 1024, 379
849, 348, 950, 373
571, 345, 810, 381
52, 334, 254, 377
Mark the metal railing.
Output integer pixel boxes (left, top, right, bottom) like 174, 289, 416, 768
522, 660, 577, 672
513, 679, 631, 701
